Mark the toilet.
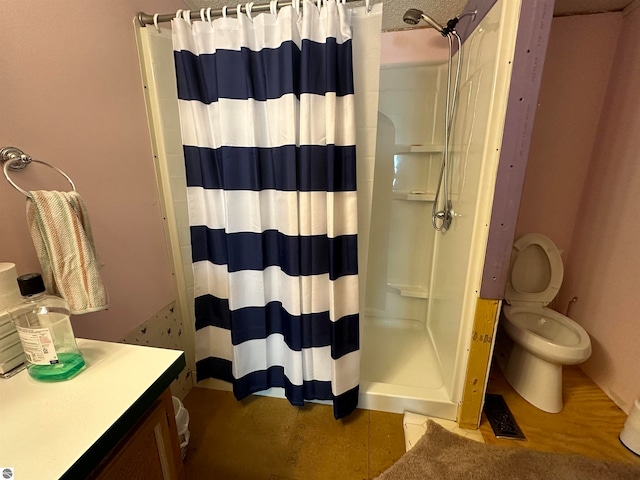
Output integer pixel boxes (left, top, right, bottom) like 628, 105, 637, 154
501, 233, 591, 413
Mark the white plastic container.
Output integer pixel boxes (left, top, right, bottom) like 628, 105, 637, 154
620, 397, 640, 456
172, 396, 190, 459
0, 263, 26, 375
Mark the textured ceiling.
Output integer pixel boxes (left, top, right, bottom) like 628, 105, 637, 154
182, 0, 636, 31
553, 0, 634, 16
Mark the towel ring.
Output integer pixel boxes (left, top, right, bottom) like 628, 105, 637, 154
1, 146, 77, 198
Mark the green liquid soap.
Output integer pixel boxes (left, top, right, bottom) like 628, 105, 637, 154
27, 352, 86, 381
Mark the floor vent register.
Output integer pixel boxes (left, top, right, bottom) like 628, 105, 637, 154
483, 394, 527, 440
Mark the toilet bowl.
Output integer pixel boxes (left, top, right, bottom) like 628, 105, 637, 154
501, 233, 591, 413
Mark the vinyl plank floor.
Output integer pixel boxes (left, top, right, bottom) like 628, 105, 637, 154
480, 363, 640, 464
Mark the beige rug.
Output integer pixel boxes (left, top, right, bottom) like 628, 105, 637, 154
375, 420, 640, 480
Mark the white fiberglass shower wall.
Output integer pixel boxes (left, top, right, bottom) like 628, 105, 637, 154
135, 0, 523, 421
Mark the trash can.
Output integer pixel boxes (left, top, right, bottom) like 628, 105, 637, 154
172, 396, 190, 459
620, 397, 640, 456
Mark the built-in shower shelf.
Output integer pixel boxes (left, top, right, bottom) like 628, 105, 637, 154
392, 191, 436, 202
408, 145, 444, 153
387, 283, 429, 299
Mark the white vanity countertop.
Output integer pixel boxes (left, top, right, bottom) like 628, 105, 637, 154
0, 338, 185, 480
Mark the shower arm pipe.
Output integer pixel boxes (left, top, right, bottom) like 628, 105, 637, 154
137, 0, 365, 26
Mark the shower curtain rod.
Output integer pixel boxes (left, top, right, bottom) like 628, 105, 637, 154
137, 0, 368, 27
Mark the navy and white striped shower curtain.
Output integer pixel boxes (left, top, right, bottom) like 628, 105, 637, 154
172, 0, 360, 418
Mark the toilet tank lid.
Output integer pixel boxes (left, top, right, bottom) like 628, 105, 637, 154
504, 233, 563, 306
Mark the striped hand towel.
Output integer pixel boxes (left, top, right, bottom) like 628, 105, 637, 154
26, 190, 109, 314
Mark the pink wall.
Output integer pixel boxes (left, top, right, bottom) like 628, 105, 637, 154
515, 13, 621, 257
516, 9, 640, 412
380, 28, 449, 65
560, 6, 640, 413
0, 1, 185, 341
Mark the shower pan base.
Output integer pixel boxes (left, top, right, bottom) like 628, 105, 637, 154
200, 316, 459, 420
358, 317, 458, 419
358, 381, 457, 419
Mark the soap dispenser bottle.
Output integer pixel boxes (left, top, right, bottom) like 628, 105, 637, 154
10, 273, 85, 381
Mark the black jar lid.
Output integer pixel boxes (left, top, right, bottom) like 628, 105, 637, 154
17, 273, 46, 297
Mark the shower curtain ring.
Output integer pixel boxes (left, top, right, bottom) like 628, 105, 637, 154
183, 10, 192, 24
153, 13, 161, 32
237, 4, 243, 17
175, 9, 183, 20
270, 0, 278, 15
200, 8, 207, 23
206, 7, 213, 23
246, 2, 255, 20
222, 6, 228, 18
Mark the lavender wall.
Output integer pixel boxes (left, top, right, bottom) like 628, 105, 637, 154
479, 0, 555, 298
0, 1, 185, 341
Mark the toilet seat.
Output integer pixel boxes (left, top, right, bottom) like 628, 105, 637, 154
505, 233, 563, 307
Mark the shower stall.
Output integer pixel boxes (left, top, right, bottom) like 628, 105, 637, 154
358, 0, 521, 418
136, 0, 524, 421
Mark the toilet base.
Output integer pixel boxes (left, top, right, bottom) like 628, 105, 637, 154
503, 343, 564, 413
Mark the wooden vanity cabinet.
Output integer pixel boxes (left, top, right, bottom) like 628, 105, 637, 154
90, 388, 185, 480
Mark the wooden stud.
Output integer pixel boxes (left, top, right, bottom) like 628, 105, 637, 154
458, 298, 500, 429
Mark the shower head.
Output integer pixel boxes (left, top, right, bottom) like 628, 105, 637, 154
403, 8, 446, 34
402, 8, 423, 25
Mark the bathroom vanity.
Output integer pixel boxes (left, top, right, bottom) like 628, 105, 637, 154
0, 339, 186, 479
